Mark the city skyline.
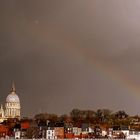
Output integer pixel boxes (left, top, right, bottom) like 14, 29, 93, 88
1, 1, 140, 117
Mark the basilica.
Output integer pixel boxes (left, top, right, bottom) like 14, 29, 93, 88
0, 82, 21, 122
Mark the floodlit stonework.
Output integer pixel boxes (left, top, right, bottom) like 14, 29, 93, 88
0, 82, 21, 122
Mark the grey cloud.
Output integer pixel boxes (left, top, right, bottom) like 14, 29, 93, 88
0, 0, 140, 116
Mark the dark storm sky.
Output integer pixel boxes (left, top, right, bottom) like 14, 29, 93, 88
1, 0, 140, 117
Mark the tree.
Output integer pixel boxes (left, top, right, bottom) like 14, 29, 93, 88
95, 109, 112, 125
111, 110, 129, 126
70, 109, 81, 123
34, 113, 49, 120
84, 110, 95, 123
48, 114, 58, 122
34, 113, 58, 126
26, 127, 39, 139
115, 110, 128, 119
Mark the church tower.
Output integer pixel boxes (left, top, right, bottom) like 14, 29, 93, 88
5, 81, 21, 119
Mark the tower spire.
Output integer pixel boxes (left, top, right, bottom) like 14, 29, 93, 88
11, 80, 16, 93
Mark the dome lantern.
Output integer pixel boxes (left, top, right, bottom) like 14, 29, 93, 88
11, 80, 16, 93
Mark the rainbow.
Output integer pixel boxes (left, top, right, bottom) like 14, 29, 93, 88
23, 22, 140, 98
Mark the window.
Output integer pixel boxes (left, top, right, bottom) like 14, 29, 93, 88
48, 131, 50, 134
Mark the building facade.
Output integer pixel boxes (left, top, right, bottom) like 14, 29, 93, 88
46, 127, 55, 139
0, 82, 21, 122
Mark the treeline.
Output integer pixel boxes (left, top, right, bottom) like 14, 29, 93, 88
34, 109, 133, 127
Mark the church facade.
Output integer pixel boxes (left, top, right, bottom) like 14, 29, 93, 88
0, 82, 21, 122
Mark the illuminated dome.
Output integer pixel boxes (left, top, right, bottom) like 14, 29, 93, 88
6, 82, 20, 103
6, 93, 20, 103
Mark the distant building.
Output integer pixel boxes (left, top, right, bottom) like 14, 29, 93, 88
54, 127, 64, 139
14, 129, 21, 139
0, 81, 21, 122
127, 130, 140, 139
81, 123, 89, 134
0, 105, 5, 122
46, 127, 55, 139
72, 127, 82, 136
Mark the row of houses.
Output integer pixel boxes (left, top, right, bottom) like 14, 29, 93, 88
1, 118, 140, 139
13, 125, 140, 139
19, 125, 140, 139
15, 123, 100, 139
0, 120, 103, 139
